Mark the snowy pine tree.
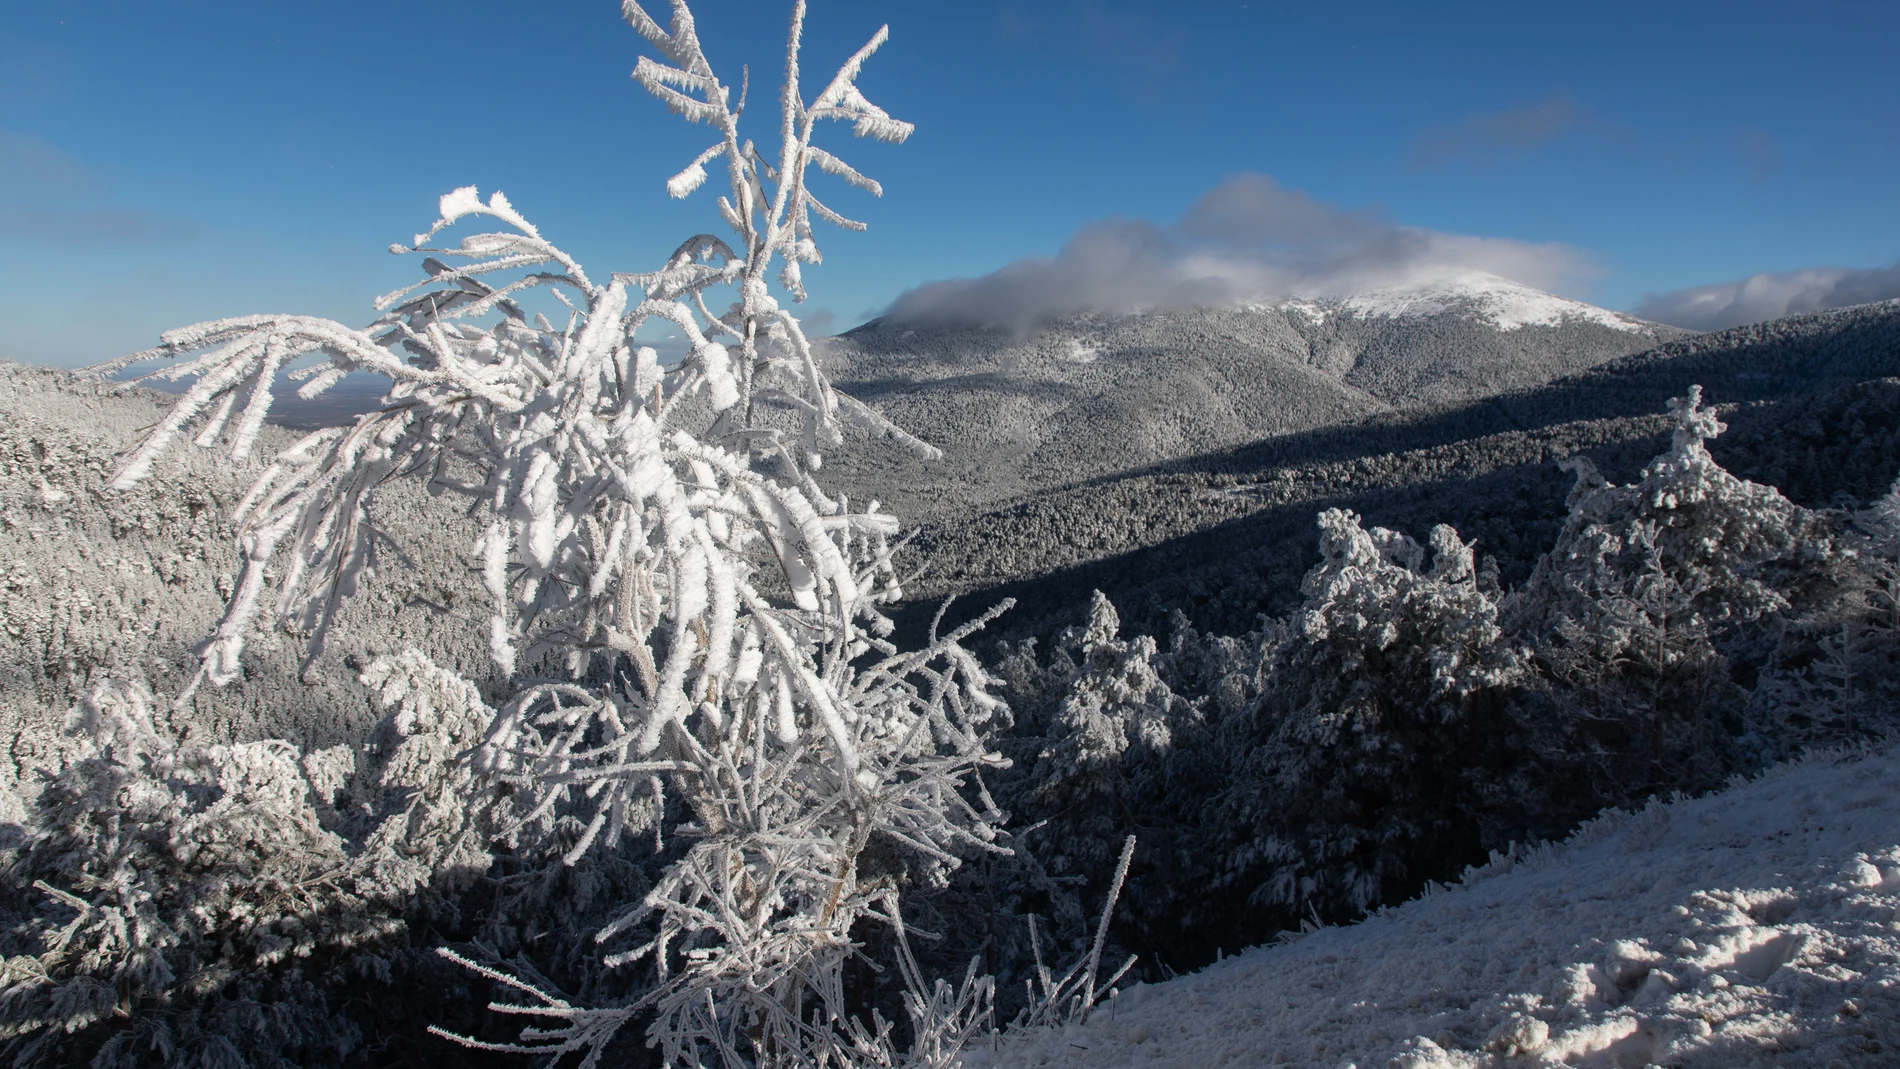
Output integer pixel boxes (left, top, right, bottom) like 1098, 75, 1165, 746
1028, 593, 1189, 880
988, 593, 1198, 976
1216, 510, 1525, 924
1508, 386, 1837, 785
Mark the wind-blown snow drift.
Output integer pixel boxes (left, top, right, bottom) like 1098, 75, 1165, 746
975, 743, 1900, 1068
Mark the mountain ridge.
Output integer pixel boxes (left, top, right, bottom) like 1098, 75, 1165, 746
819, 276, 1687, 523
873, 297, 1900, 644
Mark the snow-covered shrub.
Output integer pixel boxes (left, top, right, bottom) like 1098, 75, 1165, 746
1002, 834, 1138, 1033
1214, 510, 1526, 924
346, 649, 506, 907
0, 678, 402, 1067
1745, 472, 1900, 748
82, 2, 1012, 1065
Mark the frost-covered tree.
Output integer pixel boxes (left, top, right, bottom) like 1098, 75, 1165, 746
76, 2, 1012, 1066
0, 679, 399, 1067
1745, 472, 1900, 748
1027, 594, 1188, 879
988, 593, 1196, 974
1852, 474, 1900, 665
1216, 509, 1525, 924
1507, 386, 1836, 783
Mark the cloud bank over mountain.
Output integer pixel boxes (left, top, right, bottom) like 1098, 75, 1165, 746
1633, 263, 1900, 331
881, 174, 1598, 333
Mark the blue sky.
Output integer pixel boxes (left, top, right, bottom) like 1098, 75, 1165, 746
4, 0, 1898, 365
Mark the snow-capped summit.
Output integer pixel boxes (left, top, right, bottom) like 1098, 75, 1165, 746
1283, 271, 1654, 334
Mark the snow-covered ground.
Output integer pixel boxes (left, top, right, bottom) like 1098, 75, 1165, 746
976, 744, 1900, 1068
1332, 272, 1654, 333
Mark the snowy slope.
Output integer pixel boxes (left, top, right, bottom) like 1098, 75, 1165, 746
974, 744, 1900, 1068
1317, 272, 1654, 333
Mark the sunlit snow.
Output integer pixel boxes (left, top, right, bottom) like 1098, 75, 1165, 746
974, 743, 1900, 1068
1332, 272, 1654, 333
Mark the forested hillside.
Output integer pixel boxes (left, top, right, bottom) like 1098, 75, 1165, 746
818, 279, 1682, 524
887, 300, 1900, 643
0, 364, 495, 799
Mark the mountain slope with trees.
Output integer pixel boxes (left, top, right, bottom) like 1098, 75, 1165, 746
818, 281, 1685, 522
888, 299, 1900, 643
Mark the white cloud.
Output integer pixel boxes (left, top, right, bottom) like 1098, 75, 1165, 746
795, 307, 837, 337
1631, 264, 1900, 331
882, 174, 1598, 332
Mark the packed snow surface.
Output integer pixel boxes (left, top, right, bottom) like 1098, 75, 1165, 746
1329, 273, 1652, 333
975, 744, 1900, 1068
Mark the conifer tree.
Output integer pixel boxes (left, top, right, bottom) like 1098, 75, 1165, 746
1217, 510, 1524, 922
1508, 386, 1835, 784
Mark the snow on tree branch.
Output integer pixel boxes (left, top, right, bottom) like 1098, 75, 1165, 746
78, 3, 997, 1066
